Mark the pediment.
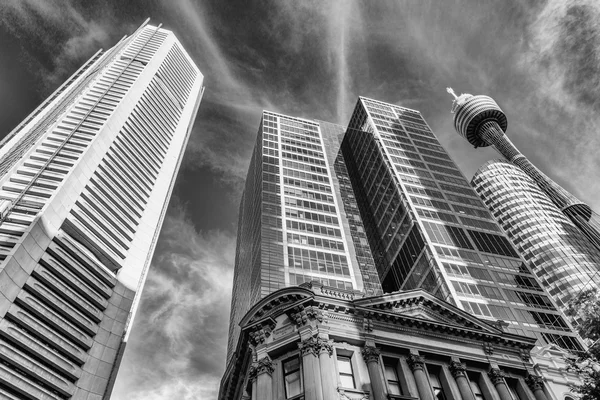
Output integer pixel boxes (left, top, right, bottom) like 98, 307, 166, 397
354, 289, 504, 335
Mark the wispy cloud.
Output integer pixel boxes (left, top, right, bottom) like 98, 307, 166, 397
0, 0, 118, 89
111, 199, 235, 400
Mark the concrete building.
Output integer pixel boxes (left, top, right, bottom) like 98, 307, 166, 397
227, 112, 382, 363
472, 160, 600, 311
0, 21, 203, 399
220, 281, 566, 400
447, 89, 600, 307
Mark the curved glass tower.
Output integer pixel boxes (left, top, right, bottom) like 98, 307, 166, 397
472, 160, 600, 309
448, 89, 600, 254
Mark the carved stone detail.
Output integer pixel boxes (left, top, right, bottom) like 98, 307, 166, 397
255, 356, 275, 376
247, 365, 258, 382
482, 342, 494, 355
288, 305, 324, 326
317, 338, 334, 356
519, 348, 531, 363
407, 354, 425, 372
338, 387, 370, 400
449, 361, 467, 378
488, 368, 506, 385
298, 336, 320, 357
525, 374, 544, 391
363, 316, 374, 332
361, 345, 381, 364
248, 322, 275, 346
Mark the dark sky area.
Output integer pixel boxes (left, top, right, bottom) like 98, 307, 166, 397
1, 1, 600, 398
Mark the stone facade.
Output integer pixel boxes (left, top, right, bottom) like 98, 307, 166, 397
220, 282, 576, 400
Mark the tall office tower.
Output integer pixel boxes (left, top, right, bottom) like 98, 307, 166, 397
226, 112, 382, 363
341, 97, 582, 351
448, 89, 600, 261
0, 22, 203, 399
472, 160, 600, 310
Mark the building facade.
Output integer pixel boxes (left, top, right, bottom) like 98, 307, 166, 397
340, 97, 581, 352
448, 90, 600, 305
472, 160, 600, 310
227, 112, 382, 363
0, 22, 203, 399
220, 282, 564, 400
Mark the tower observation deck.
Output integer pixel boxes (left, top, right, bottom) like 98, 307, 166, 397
447, 89, 600, 254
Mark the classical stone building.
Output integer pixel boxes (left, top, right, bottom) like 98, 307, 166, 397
220, 282, 566, 400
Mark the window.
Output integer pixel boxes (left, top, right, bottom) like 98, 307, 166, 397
384, 360, 402, 395
283, 357, 303, 398
427, 366, 447, 400
337, 355, 355, 388
468, 373, 485, 400
505, 378, 522, 400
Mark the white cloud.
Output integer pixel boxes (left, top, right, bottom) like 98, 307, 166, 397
111, 201, 235, 400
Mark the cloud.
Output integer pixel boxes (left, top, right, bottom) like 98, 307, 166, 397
0, 0, 117, 89
110, 199, 235, 400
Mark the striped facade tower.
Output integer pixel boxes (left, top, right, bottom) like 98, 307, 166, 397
0, 21, 203, 399
448, 89, 600, 309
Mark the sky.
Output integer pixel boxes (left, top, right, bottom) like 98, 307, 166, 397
1, 0, 600, 399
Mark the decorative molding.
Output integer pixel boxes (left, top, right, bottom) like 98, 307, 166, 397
255, 356, 274, 377
248, 322, 275, 346
482, 342, 494, 355
488, 368, 506, 385
519, 348, 531, 363
318, 337, 334, 357
362, 345, 381, 364
288, 305, 324, 327
407, 354, 425, 372
525, 374, 544, 391
298, 336, 320, 357
338, 387, 370, 399
363, 316, 374, 332
449, 361, 467, 378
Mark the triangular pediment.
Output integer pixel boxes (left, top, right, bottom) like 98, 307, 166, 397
354, 289, 505, 335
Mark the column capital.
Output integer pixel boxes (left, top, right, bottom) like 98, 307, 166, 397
361, 345, 381, 364
525, 374, 544, 391
298, 336, 320, 357
449, 361, 467, 378
488, 368, 506, 385
254, 356, 275, 377
317, 337, 334, 357
407, 353, 426, 372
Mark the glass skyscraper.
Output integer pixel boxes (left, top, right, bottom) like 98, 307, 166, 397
341, 97, 581, 351
0, 22, 203, 399
226, 112, 382, 362
472, 160, 600, 310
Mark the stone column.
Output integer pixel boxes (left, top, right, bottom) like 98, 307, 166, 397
488, 368, 512, 400
408, 353, 434, 400
317, 338, 337, 400
362, 345, 386, 400
299, 336, 324, 400
526, 375, 549, 400
255, 357, 275, 400
450, 361, 475, 400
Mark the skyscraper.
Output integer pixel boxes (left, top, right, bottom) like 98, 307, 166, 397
0, 21, 203, 399
471, 160, 600, 310
447, 90, 600, 307
227, 111, 381, 363
341, 97, 581, 351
